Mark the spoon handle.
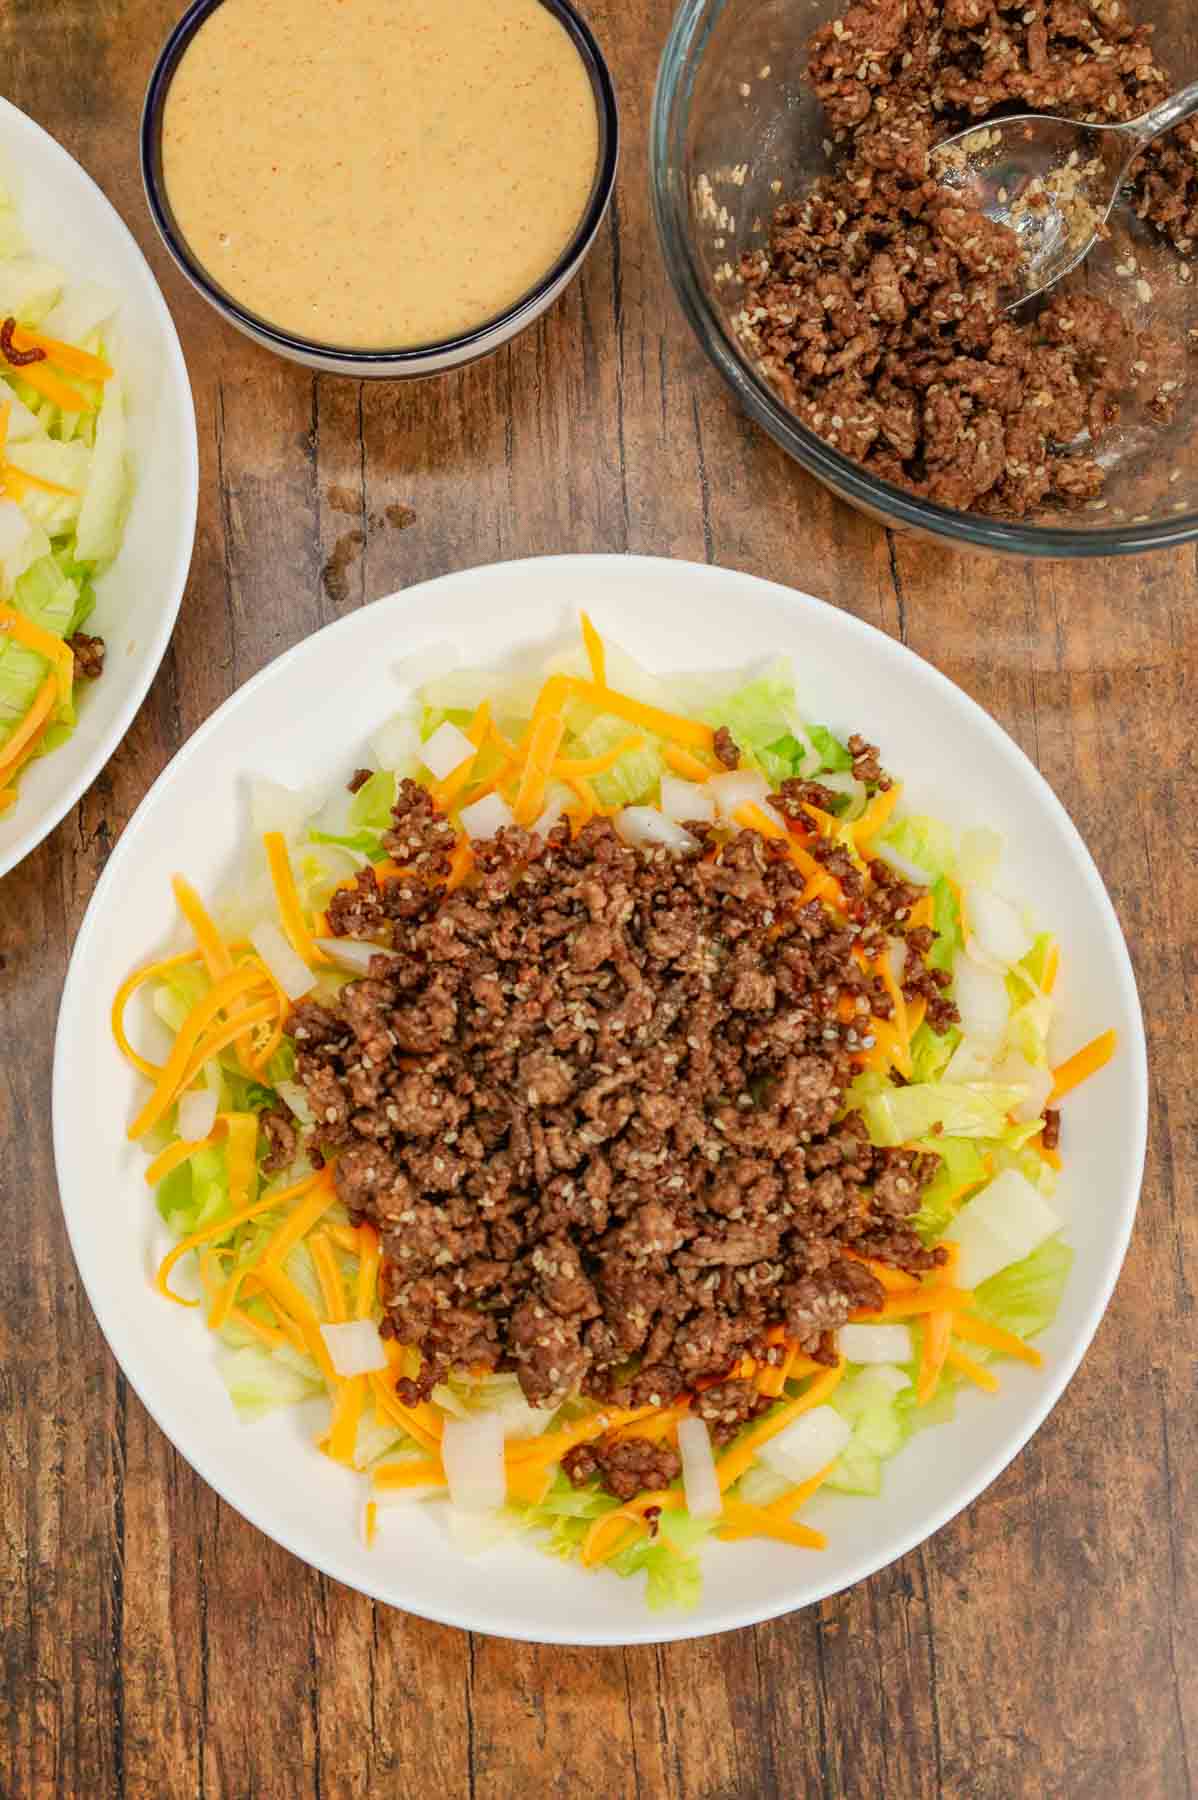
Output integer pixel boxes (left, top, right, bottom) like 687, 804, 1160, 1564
1121, 78, 1198, 154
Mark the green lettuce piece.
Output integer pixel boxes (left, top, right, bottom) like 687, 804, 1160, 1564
857, 1081, 1026, 1148
700, 657, 800, 784
74, 372, 126, 564
309, 826, 390, 862
928, 876, 963, 973
807, 724, 854, 772
607, 1506, 713, 1611
827, 1369, 911, 1495
154, 1141, 231, 1237
973, 1234, 1074, 1341
910, 1137, 991, 1243
880, 816, 957, 882
349, 768, 397, 832
0, 551, 80, 744
1020, 932, 1057, 989
909, 1019, 960, 1084
216, 1344, 324, 1423
567, 712, 664, 807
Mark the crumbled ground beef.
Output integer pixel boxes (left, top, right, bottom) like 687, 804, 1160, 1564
347, 767, 373, 794
259, 1105, 299, 1175
562, 1437, 683, 1501
67, 631, 105, 680
735, 0, 1194, 517
713, 726, 740, 769
288, 777, 951, 1414
1042, 1107, 1061, 1152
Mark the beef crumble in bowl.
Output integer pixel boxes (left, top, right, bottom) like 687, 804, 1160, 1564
652, 0, 1198, 557
53, 556, 1146, 1644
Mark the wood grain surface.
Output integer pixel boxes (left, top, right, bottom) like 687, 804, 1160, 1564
1, 4, 1194, 1797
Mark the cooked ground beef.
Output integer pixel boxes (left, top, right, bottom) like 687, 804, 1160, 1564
260, 1105, 300, 1175
67, 631, 105, 680
287, 778, 951, 1413
347, 767, 373, 794
734, 0, 1194, 516
1042, 1106, 1061, 1152
562, 1437, 683, 1501
713, 726, 740, 769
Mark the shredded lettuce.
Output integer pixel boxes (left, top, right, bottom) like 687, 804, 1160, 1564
881, 816, 957, 882
806, 724, 854, 773
973, 1234, 1074, 1341
855, 1079, 1027, 1148
216, 1344, 324, 1423
911, 1137, 991, 1242
700, 657, 804, 784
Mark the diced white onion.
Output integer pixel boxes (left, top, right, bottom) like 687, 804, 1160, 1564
886, 935, 907, 986
442, 1412, 507, 1513
966, 886, 1035, 967
838, 1323, 914, 1364
459, 793, 515, 841
707, 769, 771, 818
177, 1087, 219, 1142
858, 1365, 912, 1395
677, 1417, 723, 1520
659, 776, 717, 825
946, 1170, 1061, 1289
953, 955, 1009, 1042
320, 1320, 389, 1377
275, 1079, 314, 1126
420, 720, 476, 781
250, 920, 318, 1002
395, 642, 458, 689
758, 1404, 852, 1483
315, 936, 395, 975
370, 713, 420, 770
873, 842, 933, 887
992, 1052, 1055, 1123
615, 807, 700, 854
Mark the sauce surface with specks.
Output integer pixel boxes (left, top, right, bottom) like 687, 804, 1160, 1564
161, 0, 600, 349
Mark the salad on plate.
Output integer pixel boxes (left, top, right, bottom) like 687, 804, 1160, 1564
0, 172, 128, 812
112, 617, 1117, 1611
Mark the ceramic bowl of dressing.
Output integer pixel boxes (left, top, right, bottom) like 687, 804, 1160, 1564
141, 0, 618, 378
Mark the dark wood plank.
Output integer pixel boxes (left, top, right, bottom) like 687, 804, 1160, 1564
0, 1, 1194, 1797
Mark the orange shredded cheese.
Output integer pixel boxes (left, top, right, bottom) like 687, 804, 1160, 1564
1048, 1029, 1117, 1105
263, 831, 323, 966
6, 322, 113, 382
580, 611, 606, 686
715, 1362, 845, 1492
851, 783, 901, 845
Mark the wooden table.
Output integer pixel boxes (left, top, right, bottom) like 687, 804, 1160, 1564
2, 4, 1194, 1796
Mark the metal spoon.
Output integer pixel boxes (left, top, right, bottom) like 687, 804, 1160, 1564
930, 79, 1198, 307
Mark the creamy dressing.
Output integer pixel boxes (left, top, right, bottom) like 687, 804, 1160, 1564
161, 0, 600, 349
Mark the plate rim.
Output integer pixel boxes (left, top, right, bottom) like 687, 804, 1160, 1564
51, 552, 1149, 1644
0, 94, 200, 878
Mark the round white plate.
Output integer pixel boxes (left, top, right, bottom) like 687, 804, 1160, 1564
52, 555, 1147, 1645
0, 97, 198, 877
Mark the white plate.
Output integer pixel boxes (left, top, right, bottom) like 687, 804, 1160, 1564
52, 555, 1147, 1645
0, 97, 198, 876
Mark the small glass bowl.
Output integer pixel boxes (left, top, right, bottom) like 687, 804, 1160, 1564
651, 0, 1198, 558
142, 0, 618, 379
